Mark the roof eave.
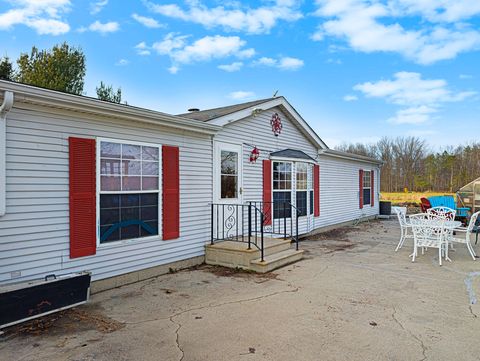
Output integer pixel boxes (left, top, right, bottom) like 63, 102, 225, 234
320, 149, 383, 165
0, 80, 221, 135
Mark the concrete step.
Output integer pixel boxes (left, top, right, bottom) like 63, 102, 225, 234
249, 249, 304, 273
205, 238, 292, 269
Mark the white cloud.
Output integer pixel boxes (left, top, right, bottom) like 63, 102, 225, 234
387, 105, 437, 124
0, 0, 71, 35
132, 13, 164, 28
90, 0, 108, 15
168, 65, 179, 74
313, 0, 480, 64
254, 57, 277, 66
135, 41, 151, 56
87, 20, 119, 34
218, 62, 243, 72
278, 57, 304, 70
115, 59, 129, 66
253, 56, 304, 71
354, 71, 476, 124
149, 33, 255, 73
145, 0, 302, 34
459, 74, 473, 79
343, 94, 358, 101
228, 91, 256, 100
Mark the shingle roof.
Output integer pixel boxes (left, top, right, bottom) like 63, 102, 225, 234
270, 149, 316, 161
177, 98, 274, 122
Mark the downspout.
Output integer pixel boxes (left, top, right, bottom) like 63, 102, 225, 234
0, 91, 14, 216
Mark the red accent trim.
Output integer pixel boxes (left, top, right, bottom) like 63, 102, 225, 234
359, 169, 364, 209
371, 171, 375, 207
314, 164, 320, 217
69, 137, 96, 259
263, 160, 272, 225
162, 145, 180, 240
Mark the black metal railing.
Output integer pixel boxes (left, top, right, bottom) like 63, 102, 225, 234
210, 201, 300, 262
248, 201, 300, 251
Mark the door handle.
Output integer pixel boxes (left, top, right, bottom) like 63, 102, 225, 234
239, 187, 243, 195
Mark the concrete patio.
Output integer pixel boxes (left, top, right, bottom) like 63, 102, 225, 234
2, 218, 480, 361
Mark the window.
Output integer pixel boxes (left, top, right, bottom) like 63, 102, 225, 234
363, 170, 371, 206
296, 163, 308, 216
273, 161, 292, 218
221, 150, 238, 198
99, 140, 160, 243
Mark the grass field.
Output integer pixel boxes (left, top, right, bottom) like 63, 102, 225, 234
380, 192, 455, 205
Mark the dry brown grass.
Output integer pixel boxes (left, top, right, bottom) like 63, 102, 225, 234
380, 192, 455, 205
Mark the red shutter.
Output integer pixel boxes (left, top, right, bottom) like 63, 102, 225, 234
313, 164, 320, 217
263, 160, 272, 225
359, 169, 364, 209
371, 170, 375, 207
162, 145, 180, 240
69, 137, 96, 258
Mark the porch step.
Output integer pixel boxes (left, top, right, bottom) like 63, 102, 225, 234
205, 238, 292, 269
249, 249, 304, 273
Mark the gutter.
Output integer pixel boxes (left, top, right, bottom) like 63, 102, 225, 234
319, 149, 383, 165
0, 90, 14, 216
0, 80, 221, 136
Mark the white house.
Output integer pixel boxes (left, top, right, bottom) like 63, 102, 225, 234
0, 80, 381, 292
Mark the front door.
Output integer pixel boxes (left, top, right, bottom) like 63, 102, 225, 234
213, 142, 243, 240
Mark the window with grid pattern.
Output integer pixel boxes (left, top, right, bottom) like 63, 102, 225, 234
363, 170, 371, 206
99, 140, 160, 243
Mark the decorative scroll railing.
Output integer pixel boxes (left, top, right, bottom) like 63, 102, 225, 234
210, 201, 300, 262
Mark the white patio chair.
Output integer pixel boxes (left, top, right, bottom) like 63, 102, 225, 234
427, 207, 456, 250
427, 206, 456, 221
393, 207, 413, 251
410, 214, 448, 266
449, 211, 480, 261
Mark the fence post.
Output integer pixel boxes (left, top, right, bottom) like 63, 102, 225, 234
211, 203, 214, 245
284, 201, 287, 239
248, 203, 252, 250
295, 210, 299, 251
261, 213, 264, 262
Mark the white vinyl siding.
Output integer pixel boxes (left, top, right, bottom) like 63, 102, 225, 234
0, 103, 213, 284
215, 107, 380, 235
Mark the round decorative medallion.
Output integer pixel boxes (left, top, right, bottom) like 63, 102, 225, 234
270, 113, 282, 137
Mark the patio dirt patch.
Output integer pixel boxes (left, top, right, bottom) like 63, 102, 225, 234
2, 218, 480, 361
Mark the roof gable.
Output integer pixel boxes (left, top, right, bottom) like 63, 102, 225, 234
179, 97, 328, 150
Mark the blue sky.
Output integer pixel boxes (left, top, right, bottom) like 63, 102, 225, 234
1, 0, 480, 149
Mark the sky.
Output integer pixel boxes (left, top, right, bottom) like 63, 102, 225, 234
0, 0, 480, 149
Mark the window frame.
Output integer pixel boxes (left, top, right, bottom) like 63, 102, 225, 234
96, 137, 163, 247
272, 161, 293, 219
220, 149, 239, 200
362, 170, 371, 206
271, 161, 316, 219
295, 162, 309, 217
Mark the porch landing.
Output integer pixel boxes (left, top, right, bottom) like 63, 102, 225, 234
205, 238, 304, 273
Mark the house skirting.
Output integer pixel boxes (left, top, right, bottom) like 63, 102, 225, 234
302, 215, 378, 238
90, 255, 204, 294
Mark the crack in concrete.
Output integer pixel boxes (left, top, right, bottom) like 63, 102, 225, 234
391, 306, 427, 361
123, 286, 299, 360
469, 305, 478, 318
169, 316, 184, 361
125, 286, 300, 325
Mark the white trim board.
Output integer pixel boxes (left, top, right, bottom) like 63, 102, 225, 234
205, 97, 328, 150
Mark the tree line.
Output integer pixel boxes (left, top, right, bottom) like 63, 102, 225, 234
0, 42, 124, 104
336, 137, 480, 193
